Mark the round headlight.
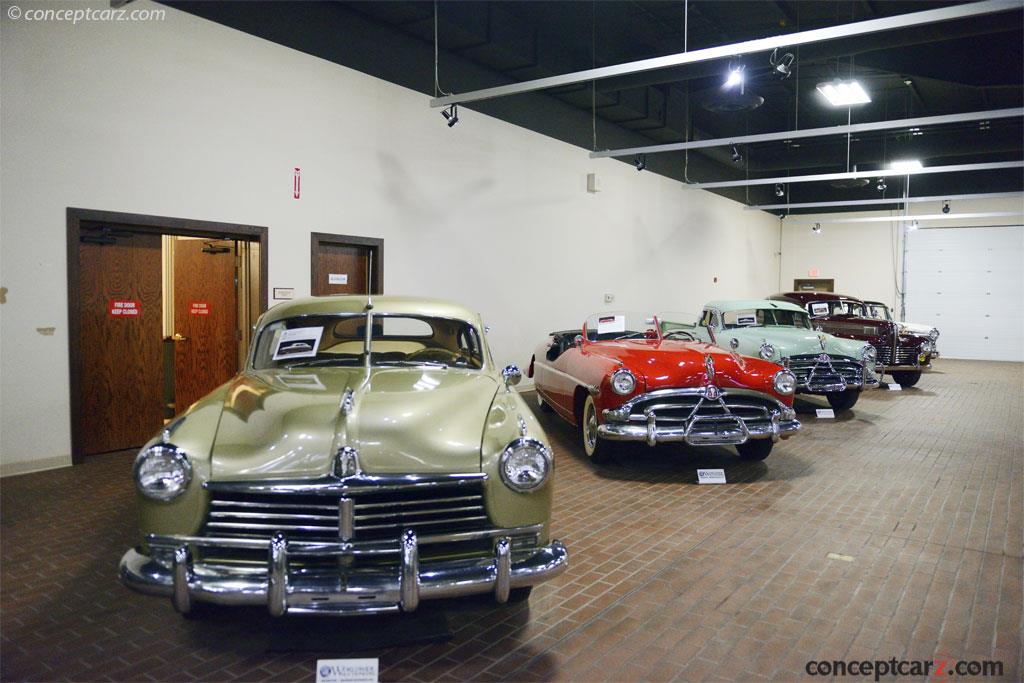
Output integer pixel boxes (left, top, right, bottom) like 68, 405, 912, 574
133, 444, 192, 501
499, 438, 552, 492
929, 328, 939, 341
862, 344, 877, 363
921, 341, 933, 353
759, 342, 776, 360
773, 370, 797, 396
610, 368, 636, 395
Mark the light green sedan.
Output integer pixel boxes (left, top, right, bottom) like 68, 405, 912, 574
661, 300, 879, 412
120, 296, 567, 617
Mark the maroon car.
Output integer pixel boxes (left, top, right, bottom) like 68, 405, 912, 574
770, 292, 935, 387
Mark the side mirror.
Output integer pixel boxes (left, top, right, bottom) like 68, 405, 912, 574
502, 364, 522, 388
574, 334, 584, 347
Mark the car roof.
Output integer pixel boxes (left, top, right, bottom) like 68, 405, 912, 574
703, 299, 806, 314
260, 295, 481, 326
773, 291, 865, 304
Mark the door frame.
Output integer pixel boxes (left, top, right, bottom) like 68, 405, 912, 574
310, 232, 383, 295
66, 207, 269, 465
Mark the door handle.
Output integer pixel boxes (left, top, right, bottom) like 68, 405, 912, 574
172, 333, 189, 342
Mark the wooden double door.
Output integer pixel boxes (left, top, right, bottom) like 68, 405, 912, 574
77, 231, 253, 456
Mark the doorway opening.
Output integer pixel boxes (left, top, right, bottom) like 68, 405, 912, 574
67, 208, 268, 464
310, 232, 383, 296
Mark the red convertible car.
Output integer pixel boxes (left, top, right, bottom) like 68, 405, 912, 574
528, 312, 800, 463
771, 292, 936, 387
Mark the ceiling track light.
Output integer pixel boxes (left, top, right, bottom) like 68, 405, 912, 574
816, 79, 871, 107
441, 104, 459, 127
769, 48, 794, 79
876, 178, 888, 192
635, 154, 647, 171
723, 63, 745, 89
812, 223, 822, 235
942, 200, 951, 214
774, 184, 785, 197
731, 145, 743, 164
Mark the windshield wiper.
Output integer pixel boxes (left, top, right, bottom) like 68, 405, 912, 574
375, 360, 449, 369
284, 358, 361, 368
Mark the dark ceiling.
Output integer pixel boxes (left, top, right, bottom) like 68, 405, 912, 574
168, 0, 1023, 213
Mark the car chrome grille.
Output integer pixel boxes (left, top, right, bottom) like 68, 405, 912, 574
786, 354, 863, 391
622, 393, 780, 430
877, 345, 920, 366
204, 485, 489, 542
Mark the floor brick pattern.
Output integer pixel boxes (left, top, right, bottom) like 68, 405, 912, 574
2, 360, 1021, 681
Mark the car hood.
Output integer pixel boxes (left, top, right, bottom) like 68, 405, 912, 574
209, 367, 499, 479
588, 339, 784, 398
722, 326, 866, 359
896, 320, 935, 336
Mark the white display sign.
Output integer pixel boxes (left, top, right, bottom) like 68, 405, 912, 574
272, 326, 324, 360
888, 383, 903, 391
697, 468, 726, 484
316, 658, 378, 683
273, 287, 295, 300
328, 273, 349, 285
735, 314, 757, 326
596, 314, 626, 335
810, 302, 829, 316
816, 408, 835, 418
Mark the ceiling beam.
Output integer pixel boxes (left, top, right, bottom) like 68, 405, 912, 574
430, 0, 1019, 107
682, 161, 1024, 190
588, 108, 1023, 159
785, 212, 1023, 224
745, 191, 1024, 211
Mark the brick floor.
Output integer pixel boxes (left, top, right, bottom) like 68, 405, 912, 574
2, 359, 1021, 682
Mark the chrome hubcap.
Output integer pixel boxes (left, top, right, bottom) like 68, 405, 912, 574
584, 402, 597, 454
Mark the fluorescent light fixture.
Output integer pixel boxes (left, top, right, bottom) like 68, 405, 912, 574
889, 159, 923, 171
816, 80, 871, 106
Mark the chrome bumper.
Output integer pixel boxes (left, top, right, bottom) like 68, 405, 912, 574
598, 411, 800, 447
120, 528, 567, 616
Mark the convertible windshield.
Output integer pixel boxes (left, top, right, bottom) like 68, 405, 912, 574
720, 309, 812, 330
864, 303, 892, 321
252, 314, 484, 370
584, 312, 658, 341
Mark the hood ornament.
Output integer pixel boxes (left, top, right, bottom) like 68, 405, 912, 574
703, 385, 721, 400
704, 355, 715, 383
332, 446, 362, 478
340, 388, 355, 416
818, 334, 827, 351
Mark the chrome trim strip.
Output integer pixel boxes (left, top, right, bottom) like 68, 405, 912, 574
494, 538, 511, 604
532, 361, 599, 395
268, 533, 288, 617
399, 530, 419, 612
338, 497, 354, 541
204, 472, 487, 495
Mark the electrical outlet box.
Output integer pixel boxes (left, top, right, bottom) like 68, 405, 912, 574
604, 293, 614, 304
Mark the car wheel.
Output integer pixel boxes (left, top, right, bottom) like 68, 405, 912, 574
891, 370, 922, 387
736, 440, 773, 461
536, 391, 554, 413
580, 394, 612, 464
826, 390, 860, 412
507, 587, 532, 603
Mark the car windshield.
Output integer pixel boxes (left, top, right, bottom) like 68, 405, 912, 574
252, 314, 485, 370
807, 300, 866, 318
864, 303, 892, 321
720, 308, 812, 329
583, 312, 659, 341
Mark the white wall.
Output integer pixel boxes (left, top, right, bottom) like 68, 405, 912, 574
780, 197, 1024, 312
0, 2, 782, 475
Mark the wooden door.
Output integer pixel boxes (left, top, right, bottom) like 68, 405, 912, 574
78, 233, 163, 455
173, 239, 238, 411
311, 233, 383, 296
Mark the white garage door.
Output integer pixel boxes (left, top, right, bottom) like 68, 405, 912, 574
905, 226, 1024, 361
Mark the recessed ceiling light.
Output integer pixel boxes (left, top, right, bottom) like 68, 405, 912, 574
816, 80, 871, 107
889, 160, 923, 171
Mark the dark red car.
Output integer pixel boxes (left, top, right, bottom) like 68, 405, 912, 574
770, 292, 935, 387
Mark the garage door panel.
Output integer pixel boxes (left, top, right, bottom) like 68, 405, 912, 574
906, 226, 1023, 362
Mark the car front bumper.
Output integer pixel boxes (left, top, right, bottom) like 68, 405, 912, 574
598, 413, 800, 446
120, 527, 568, 616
